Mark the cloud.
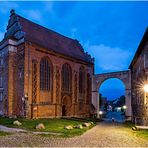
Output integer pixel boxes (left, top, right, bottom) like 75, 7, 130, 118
85, 43, 134, 73
0, 2, 19, 14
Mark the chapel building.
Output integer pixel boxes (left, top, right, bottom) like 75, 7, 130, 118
0, 10, 94, 118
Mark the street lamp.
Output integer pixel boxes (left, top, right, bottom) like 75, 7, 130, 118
122, 105, 127, 116
99, 111, 103, 115
23, 93, 28, 117
122, 105, 127, 110
99, 111, 103, 120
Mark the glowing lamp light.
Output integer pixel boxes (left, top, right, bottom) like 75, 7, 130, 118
99, 111, 103, 115
122, 105, 127, 110
144, 84, 148, 93
117, 107, 121, 111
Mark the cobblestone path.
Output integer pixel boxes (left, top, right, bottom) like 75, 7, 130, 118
0, 122, 148, 147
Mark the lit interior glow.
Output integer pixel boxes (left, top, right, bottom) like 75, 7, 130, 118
144, 84, 148, 92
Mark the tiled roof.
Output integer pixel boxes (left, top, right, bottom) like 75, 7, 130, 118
4, 10, 94, 64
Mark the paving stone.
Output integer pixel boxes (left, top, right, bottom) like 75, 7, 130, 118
0, 122, 148, 147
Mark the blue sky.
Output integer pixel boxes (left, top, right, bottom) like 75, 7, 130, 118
0, 1, 148, 100
99, 78, 125, 100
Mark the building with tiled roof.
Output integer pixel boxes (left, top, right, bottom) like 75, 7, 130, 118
0, 10, 94, 118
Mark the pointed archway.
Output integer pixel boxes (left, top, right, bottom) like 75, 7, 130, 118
61, 95, 72, 116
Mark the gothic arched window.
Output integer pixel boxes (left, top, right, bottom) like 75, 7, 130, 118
79, 66, 85, 94
62, 63, 72, 92
86, 73, 91, 103
40, 57, 52, 90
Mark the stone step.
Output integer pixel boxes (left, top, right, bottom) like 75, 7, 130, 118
136, 126, 148, 130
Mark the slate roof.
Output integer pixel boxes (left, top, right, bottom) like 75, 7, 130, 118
3, 10, 94, 64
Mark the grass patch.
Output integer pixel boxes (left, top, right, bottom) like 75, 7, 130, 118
123, 121, 135, 128
0, 131, 11, 136
123, 121, 148, 140
0, 117, 95, 137
135, 130, 148, 139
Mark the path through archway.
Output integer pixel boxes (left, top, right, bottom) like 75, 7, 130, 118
99, 78, 126, 122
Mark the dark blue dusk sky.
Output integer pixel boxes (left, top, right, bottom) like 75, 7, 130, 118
0, 1, 148, 100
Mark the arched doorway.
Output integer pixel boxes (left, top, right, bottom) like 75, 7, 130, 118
62, 105, 66, 116
92, 70, 132, 120
99, 78, 126, 122
62, 95, 72, 116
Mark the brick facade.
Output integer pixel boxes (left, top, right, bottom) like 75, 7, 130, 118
0, 10, 94, 119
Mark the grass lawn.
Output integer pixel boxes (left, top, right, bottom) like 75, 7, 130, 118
0, 131, 10, 136
135, 130, 148, 139
123, 121, 148, 140
0, 117, 95, 137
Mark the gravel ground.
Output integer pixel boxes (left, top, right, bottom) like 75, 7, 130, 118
0, 122, 148, 147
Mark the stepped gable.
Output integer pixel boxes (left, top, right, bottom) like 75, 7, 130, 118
4, 9, 94, 64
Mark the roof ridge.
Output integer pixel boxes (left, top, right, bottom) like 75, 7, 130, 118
5, 10, 94, 64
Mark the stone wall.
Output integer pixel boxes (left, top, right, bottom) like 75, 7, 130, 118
131, 42, 148, 126
0, 47, 9, 116
93, 70, 132, 119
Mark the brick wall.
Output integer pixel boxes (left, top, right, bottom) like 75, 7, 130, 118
22, 42, 94, 118
1, 40, 94, 119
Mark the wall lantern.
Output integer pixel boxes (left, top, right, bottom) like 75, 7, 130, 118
144, 84, 148, 93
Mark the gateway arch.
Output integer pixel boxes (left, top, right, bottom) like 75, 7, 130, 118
92, 70, 132, 120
